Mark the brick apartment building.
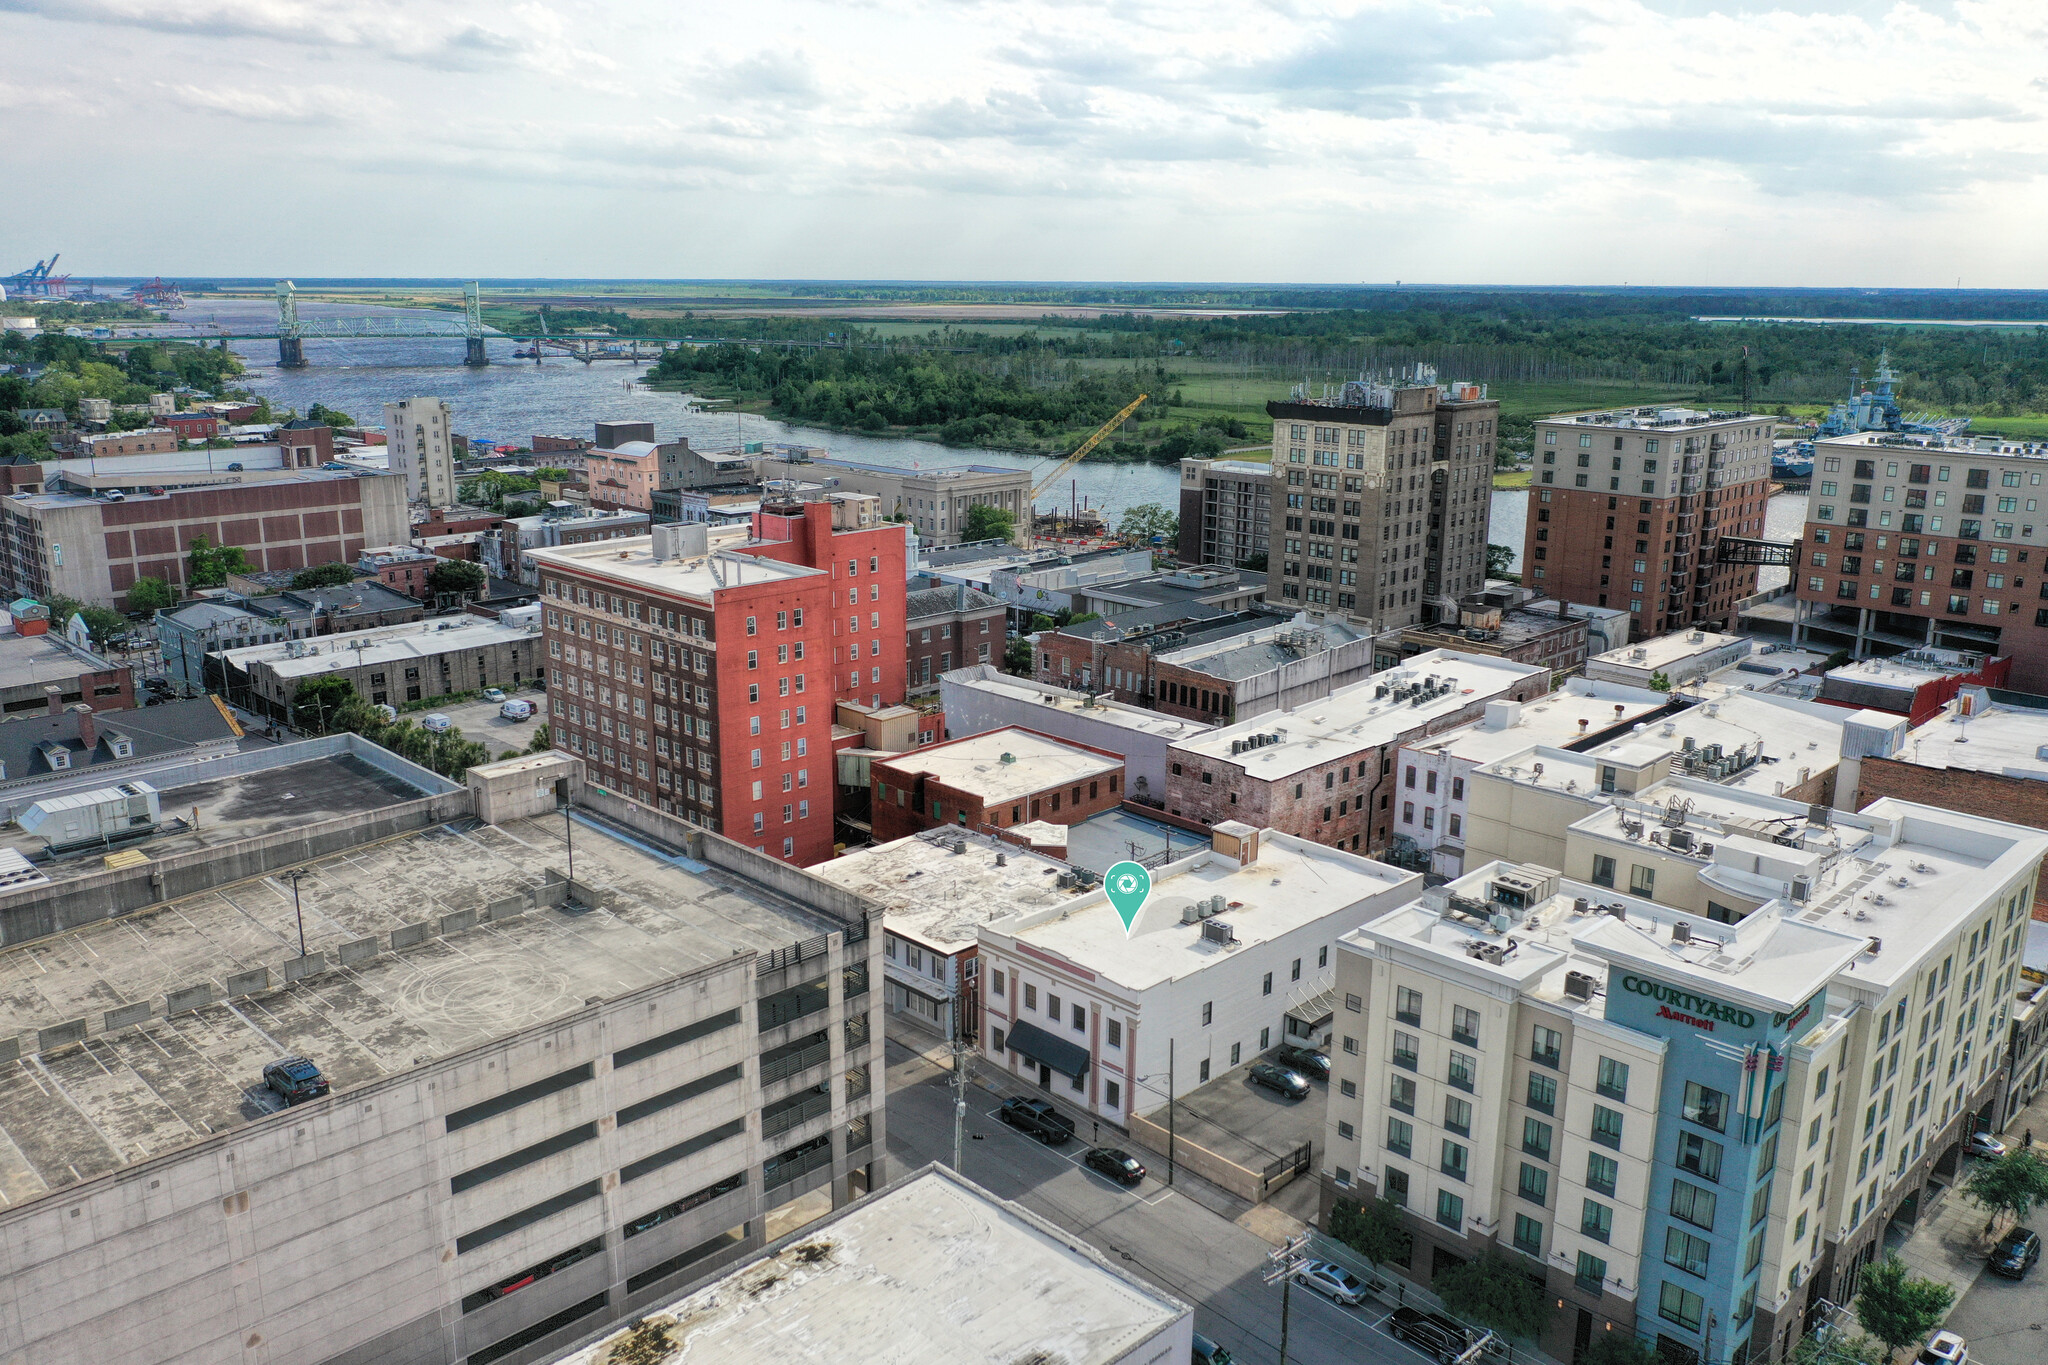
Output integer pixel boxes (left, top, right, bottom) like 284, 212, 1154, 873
1266, 377, 1498, 628
530, 500, 907, 866
1396, 596, 1591, 675
0, 471, 410, 610
276, 418, 334, 467
76, 428, 178, 458
869, 727, 1124, 844
1161, 650, 1550, 854
1525, 406, 1774, 640
159, 412, 220, 442
905, 582, 1004, 694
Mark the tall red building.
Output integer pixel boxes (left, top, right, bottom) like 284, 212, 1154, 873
529, 495, 907, 866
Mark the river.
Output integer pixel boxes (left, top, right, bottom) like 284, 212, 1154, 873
179, 299, 1803, 583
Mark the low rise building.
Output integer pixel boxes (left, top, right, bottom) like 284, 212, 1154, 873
219, 616, 541, 720
484, 504, 652, 585
157, 583, 426, 694
76, 427, 178, 458
0, 629, 133, 714
870, 726, 1124, 844
1816, 649, 2008, 724
358, 542, 442, 598
0, 695, 240, 797
979, 822, 1417, 1125
1324, 791, 2047, 1365
905, 581, 1004, 694
1397, 596, 1592, 676
545, 1165, 1190, 1365
752, 452, 1029, 547
1586, 629, 1753, 689
1164, 650, 1553, 855
159, 410, 219, 441
1177, 455, 1274, 568
940, 663, 1211, 800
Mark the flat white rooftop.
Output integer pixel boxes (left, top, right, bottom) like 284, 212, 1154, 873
1590, 629, 1747, 673
879, 726, 1120, 804
942, 667, 1213, 742
1814, 431, 2048, 459
526, 532, 820, 602
1899, 698, 2048, 780
1000, 832, 1416, 991
1172, 649, 1545, 781
549, 1166, 1188, 1365
811, 830, 1074, 953
1824, 650, 1985, 695
1543, 407, 1766, 431
218, 618, 536, 677
1482, 693, 1847, 798
1405, 679, 1668, 768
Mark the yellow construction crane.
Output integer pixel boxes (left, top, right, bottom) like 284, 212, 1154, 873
1028, 393, 1148, 504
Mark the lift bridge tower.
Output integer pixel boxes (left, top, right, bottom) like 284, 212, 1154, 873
463, 281, 487, 367
275, 280, 305, 369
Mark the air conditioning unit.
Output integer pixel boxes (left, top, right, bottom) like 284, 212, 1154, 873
1201, 919, 1236, 946
1563, 971, 1598, 1001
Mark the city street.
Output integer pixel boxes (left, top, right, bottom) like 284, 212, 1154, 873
883, 1037, 1437, 1365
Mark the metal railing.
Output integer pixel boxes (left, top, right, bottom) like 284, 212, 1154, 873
762, 1088, 832, 1138
843, 964, 870, 999
845, 1067, 870, 1103
760, 1034, 830, 1085
847, 1115, 872, 1153
759, 979, 832, 1032
761, 933, 830, 976
763, 1137, 833, 1190
845, 1014, 870, 1051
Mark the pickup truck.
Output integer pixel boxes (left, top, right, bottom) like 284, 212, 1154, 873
999, 1096, 1076, 1145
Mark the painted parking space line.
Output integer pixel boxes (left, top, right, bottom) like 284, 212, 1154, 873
979, 1104, 1176, 1202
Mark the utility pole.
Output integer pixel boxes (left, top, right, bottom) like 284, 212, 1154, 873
1167, 1037, 1176, 1187
1263, 1232, 1311, 1365
563, 800, 575, 886
950, 1027, 969, 1174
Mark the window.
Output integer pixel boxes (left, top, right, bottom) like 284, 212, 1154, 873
1629, 864, 1656, 898
1447, 1051, 1475, 1091
1527, 1072, 1557, 1114
1581, 1199, 1613, 1242
1683, 1081, 1728, 1132
1664, 1228, 1712, 1278
1387, 1117, 1414, 1156
1390, 1076, 1416, 1112
1024, 984, 1036, 1010
1393, 1031, 1418, 1069
1531, 1025, 1562, 1068
1523, 1117, 1553, 1159
1670, 1180, 1718, 1230
1436, 1189, 1463, 1229
1591, 1105, 1624, 1149
1597, 1056, 1630, 1102
1444, 1096, 1472, 1136
1675, 1132, 1723, 1182
1659, 1282, 1705, 1333
1201, 1001, 1212, 1026
1441, 1139, 1468, 1181
1576, 1252, 1607, 1296
1452, 1005, 1481, 1046
1396, 986, 1422, 1024
1262, 972, 1273, 996
1107, 1019, 1122, 1048
1587, 1152, 1619, 1196
1513, 1213, 1543, 1256
1519, 1162, 1549, 1205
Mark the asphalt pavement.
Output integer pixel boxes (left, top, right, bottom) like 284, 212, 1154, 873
883, 1036, 1438, 1365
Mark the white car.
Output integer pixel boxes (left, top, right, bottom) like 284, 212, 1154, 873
1293, 1259, 1367, 1307
1966, 1132, 2009, 1159
1917, 1330, 1968, 1365
421, 713, 453, 734
482, 688, 506, 703
499, 699, 534, 721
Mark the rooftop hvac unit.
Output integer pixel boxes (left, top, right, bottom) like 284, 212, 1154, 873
1201, 919, 1236, 946
1563, 971, 1599, 1001
1790, 877, 1811, 902
1682, 735, 1697, 752
1672, 921, 1692, 945
1669, 830, 1695, 853
1182, 904, 1202, 925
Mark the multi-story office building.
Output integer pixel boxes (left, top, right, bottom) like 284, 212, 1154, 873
1323, 791, 2046, 1365
385, 396, 457, 507
1177, 456, 1273, 567
1787, 431, 2048, 690
531, 502, 905, 865
905, 581, 1005, 694
751, 452, 1029, 547
0, 745, 885, 1365
1525, 408, 1774, 641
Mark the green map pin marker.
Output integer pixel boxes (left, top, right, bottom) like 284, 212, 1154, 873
1104, 861, 1151, 936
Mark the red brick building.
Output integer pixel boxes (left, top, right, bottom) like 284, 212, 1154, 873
159, 412, 220, 442
530, 502, 909, 866
1524, 407, 1774, 640
905, 582, 1004, 694
869, 726, 1124, 844
275, 419, 333, 467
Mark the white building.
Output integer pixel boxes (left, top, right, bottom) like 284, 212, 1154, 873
385, 396, 456, 508
940, 662, 1212, 799
977, 822, 1417, 1125
1586, 630, 1752, 689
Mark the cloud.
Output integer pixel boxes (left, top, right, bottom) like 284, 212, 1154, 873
0, 0, 549, 68
700, 49, 826, 106
163, 81, 366, 124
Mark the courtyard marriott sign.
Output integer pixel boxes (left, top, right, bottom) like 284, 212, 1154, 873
1619, 974, 1756, 1032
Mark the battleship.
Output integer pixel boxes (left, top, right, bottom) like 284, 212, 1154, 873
1774, 349, 1969, 478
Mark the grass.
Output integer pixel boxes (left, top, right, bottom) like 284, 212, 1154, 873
1493, 468, 1532, 488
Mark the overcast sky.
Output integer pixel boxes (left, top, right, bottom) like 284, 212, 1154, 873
4, 0, 2043, 287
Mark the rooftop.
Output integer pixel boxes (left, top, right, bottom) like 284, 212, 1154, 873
1405, 679, 1670, 768
547, 1166, 1187, 1365
1590, 629, 1749, 674
905, 582, 1003, 621
998, 831, 1417, 991
770, 454, 1030, 482
216, 617, 537, 677
0, 696, 239, 788
0, 793, 844, 1200
940, 665, 1212, 743
1814, 430, 2048, 459
1897, 693, 2048, 778
1823, 649, 1988, 697
1542, 407, 1765, 430
1171, 649, 1548, 780
525, 533, 818, 601
875, 727, 1120, 804
1159, 613, 1370, 683
811, 829, 1074, 954
0, 631, 117, 691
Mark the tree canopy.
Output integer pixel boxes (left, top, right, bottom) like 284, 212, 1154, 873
1854, 1254, 1955, 1358
426, 559, 488, 601
187, 535, 253, 589
1486, 543, 1516, 579
1327, 1197, 1411, 1269
125, 576, 176, 613
1117, 502, 1178, 546
1432, 1251, 1548, 1340
960, 503, 1016, 544
1963, 1149, 2048, 1227
291, 562, 357, 590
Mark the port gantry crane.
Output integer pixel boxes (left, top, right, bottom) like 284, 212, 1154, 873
1025, 392, 1148, 546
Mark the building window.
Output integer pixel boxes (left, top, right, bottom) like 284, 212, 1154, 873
1440, 1139, 1468, 1181
1451, 1005, 1480, 1047
1447, 1051, 1475, 1091
1682, 1082, 1728, 1132
1444, 1096, 1472, 1137
1527, 1072, 1557, 1114
1587, 1152, 1619, 1196
1395, 986, 1422, 1024
1670, 1180, 1718, 1230
1523, 1117, 1553, 1160
1392, 1031, 1416, 1068
1436, 1190, 1463, 1229
1597, 1057, 1630, 1102
1676, 1132, 1723, 1182
1581, 1199, 1613, 1243
1659, 1282, 1705, 1333
1387, 1117, 1413, 1157
1531, 1025, 1562, 1068
1629, 864, 1655, 898
1513, 1214, 1543, 1257
1519, 1162, 1549, 1206
1575, 1252, 1607, 1296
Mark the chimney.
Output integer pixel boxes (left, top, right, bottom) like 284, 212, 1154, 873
44, 686, 61, 716
75, 705, 95, 752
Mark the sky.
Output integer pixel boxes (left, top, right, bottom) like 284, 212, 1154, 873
3, 0, 2045, 287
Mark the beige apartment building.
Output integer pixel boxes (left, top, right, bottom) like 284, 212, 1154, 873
752, 453, 1030, 547
386, 396, 457, 507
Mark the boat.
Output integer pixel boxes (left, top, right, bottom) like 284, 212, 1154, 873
1815, 350, 1970, 440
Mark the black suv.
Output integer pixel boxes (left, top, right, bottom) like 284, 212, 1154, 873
1990, 1226, 2040, 1279
999, 1096, 1076, 1145
1274, 1044, 1331, 1081
262, 1055, 329, 1105
1388, 1308, 1470, 1364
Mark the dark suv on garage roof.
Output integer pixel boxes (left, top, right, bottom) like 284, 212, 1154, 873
262, 1056, 329, 1105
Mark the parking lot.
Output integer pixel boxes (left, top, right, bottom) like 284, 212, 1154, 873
416, 690, 549, 757
1133, 1050, 1331, 1216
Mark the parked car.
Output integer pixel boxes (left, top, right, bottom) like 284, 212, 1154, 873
1293, 1259, 1367, 1306
500, 699, 535, 721
262, 1055, 329, 1105
421, 713, 453, 733
1990, 1227, 2040, 1279
482, 687, 507, 702
1191, 1332, 1234, 1365
1388, 1308, 1471, 1364
998, 1096, 1076, 1145
1249, 1061, 1310, 1100
374, 703, 398, 723
1917, 1330, 1969, 1365
1084, 1147, 1146, 1185
1965, 1132, 2009, 1159
1274, 1043, 1331, 1081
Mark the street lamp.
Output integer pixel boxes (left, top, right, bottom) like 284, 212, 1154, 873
282, 867, 310, 958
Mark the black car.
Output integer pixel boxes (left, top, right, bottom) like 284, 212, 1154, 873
1990, 1226, 2040, 1278
262, 1055, 329, 1105
1085, 1147, 1147, 1185
999, 1096, 1076, 1145
1275, 1044, 1331, 1081
1249, 1061, 1311, 1100
1388, 1308, 1471, 1364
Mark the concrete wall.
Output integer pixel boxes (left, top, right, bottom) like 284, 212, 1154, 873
470, 751, 584, 824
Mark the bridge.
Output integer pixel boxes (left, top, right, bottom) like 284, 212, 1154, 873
1715, 536, 1799, 567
